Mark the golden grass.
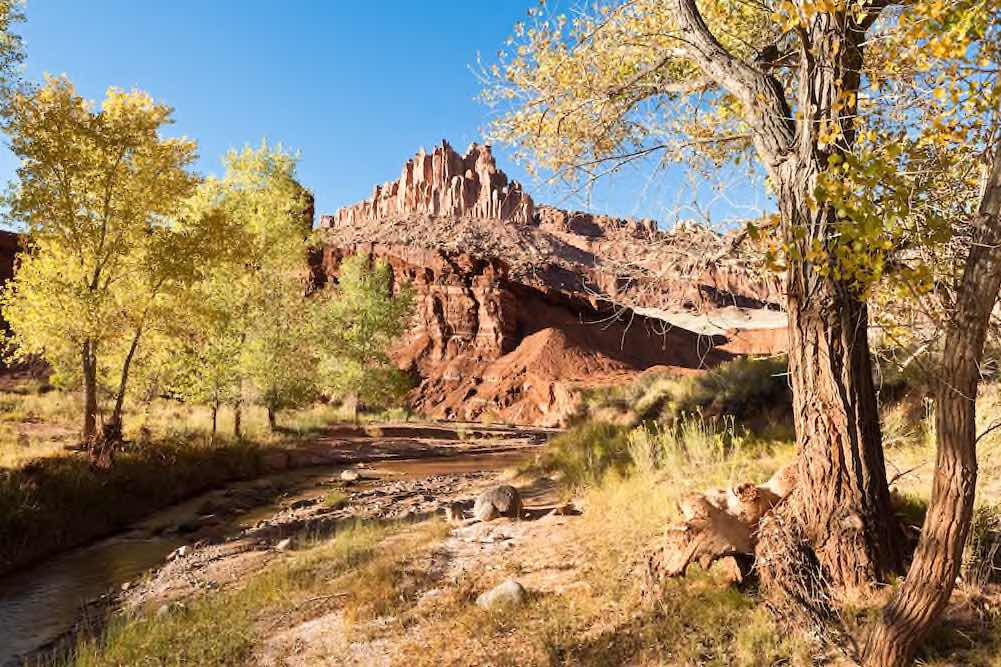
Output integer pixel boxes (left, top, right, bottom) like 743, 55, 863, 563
64, 521, 394, 667
0, 379, 406, 472
38, 374, 1001, 666
60, 520, 448, 667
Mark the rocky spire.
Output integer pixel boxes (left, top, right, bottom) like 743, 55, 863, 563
320, 140, 534, 228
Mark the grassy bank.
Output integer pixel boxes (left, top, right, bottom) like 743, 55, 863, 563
0, 434, 267, 574
58, 414, 813, 666
40, 359, 1001, 664
0, 379, 381, 576
61, 520, 447, 666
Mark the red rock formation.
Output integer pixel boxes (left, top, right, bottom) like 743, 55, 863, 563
316, 141, 787, 425
323, 141, 534, 229
318, 242, 728, 426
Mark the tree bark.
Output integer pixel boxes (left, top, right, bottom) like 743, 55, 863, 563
211, 402, 218, 438
772, 161, 904, 588
673, 0, 903, 592
267, 405, 276, 432
81, 339, 98, 444
106, 326, 142, 442
863, 145, 1001, 666
233, 399, 242, 439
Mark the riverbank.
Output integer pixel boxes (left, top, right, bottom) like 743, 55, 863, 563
0, 406, 552, 578
51, 415, 1001, 667
10, 451, 535, 666
47, 458, 816, 667
19, 367, 1001, 665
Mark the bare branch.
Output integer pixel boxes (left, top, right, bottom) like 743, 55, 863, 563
672, 0, 795, 167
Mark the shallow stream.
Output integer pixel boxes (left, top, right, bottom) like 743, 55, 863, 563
0, 449, 529, 666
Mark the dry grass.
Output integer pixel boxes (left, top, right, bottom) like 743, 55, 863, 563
60, 520, 449, 667
0, 376, 400, 575
62, 521, 397, 667
0, 380, 410, 471
37, 372, 1001, 666
387, 416, 810, 666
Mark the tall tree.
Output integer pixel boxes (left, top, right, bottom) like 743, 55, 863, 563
165, 143, 313, 437
1, 76, 198, 449
859, 5, 1001, 663
243, 266, 321, 431
484, 0, 909, 590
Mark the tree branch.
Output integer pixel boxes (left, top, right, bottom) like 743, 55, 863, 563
672, 0, 795, 168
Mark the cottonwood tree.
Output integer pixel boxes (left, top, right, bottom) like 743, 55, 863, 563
484, 0, 992, 652
485, 0, 912, 591
313, 254, 414, 422
485, 0, 1000, 660
243, 268, 321, 431
854, 5, 1001, 664
1, 77, 198, 451
165, 143, 313, 437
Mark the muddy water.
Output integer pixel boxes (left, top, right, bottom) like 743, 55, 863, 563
0, 449, 530, 666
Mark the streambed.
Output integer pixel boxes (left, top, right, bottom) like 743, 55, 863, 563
0, 444, 535, 666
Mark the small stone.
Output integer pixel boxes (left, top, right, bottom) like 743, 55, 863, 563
340, 470, 360, 482
120, 581, 132, 592
475, 579, 527, 610
156, 604, 170, 617
275, 538, 292, 552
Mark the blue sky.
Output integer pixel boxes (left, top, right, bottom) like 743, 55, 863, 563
0, 1, 770, 228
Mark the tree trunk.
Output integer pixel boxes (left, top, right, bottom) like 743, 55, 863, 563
233, 399, 242, 439
267, 405, 276, 432
81, 339, 98, 444
863, 145, 1001, 666
211, 403, 218, 438
756, 160, 904, 597
105, 326, 142, 443
783, 283, 903, 585
669, 0, 903, 595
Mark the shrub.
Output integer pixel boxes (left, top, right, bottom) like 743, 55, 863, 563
534, 421, 631, 489
671, 356, 790, 423
627, 414, 746, 476
571, 356, 792, 434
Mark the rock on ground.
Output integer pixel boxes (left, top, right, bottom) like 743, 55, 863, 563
476, 579, 528, 609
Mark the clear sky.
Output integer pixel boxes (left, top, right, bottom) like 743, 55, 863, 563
0, 1, 770, 228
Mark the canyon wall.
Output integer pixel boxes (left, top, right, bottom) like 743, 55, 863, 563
318, 140, 785, 425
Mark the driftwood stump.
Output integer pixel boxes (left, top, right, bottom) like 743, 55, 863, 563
645, 464, 797, 591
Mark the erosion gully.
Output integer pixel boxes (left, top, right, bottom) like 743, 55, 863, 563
0, 422, 550, 666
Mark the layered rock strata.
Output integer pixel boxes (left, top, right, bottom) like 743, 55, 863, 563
327, 141, 533, 228
318, 139, 786, 425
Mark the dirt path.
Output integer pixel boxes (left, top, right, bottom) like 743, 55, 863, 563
251, 472, 588, 666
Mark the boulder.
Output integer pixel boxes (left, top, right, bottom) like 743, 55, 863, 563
476, 579, 527, 610
473, 485, 522, 522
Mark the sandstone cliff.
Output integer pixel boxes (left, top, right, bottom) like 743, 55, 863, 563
317, 140, 785, 426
